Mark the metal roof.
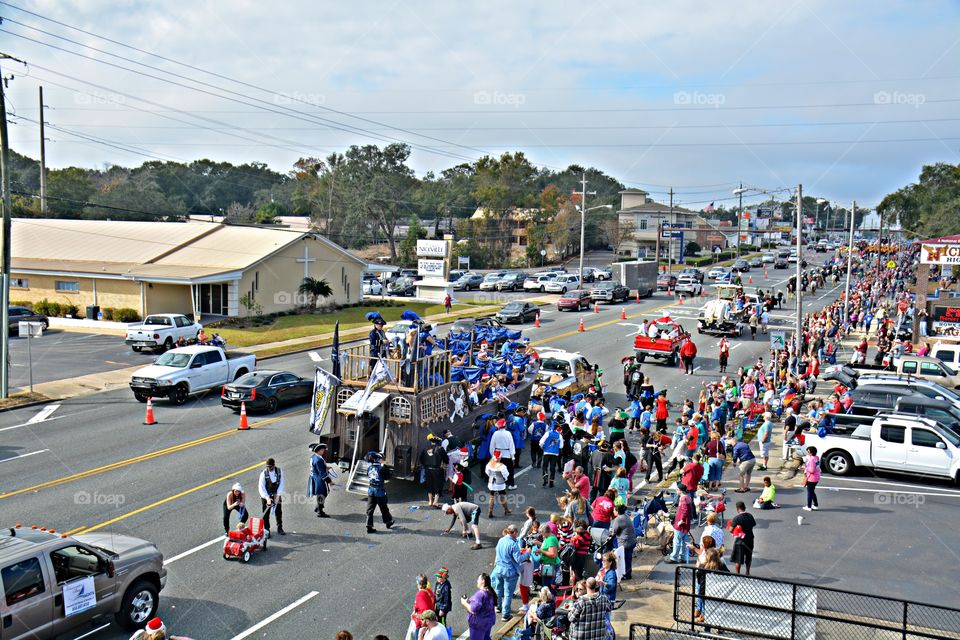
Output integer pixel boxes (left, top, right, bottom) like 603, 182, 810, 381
12, 219, 362, 283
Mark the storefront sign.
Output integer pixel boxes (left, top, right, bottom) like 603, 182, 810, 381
418, 259, 445, 278
931, 306, 960, 336
416, 239, 447, 258
921, 243, 960, 265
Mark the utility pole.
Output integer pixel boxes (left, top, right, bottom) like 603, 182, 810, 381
39, 86, 47, 214
666, 188, 674, 273
843, 201, 856, 325
736, 182, 743, 258
794, 184, 803, 368
0, 55, 22, 398
575, 173, 595, 285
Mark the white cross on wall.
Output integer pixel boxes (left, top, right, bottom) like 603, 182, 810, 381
296, 243, 316, 279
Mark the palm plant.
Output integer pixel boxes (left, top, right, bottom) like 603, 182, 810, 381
298, 277, 334, 310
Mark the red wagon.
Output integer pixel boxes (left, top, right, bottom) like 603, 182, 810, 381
223, 517, 267, 562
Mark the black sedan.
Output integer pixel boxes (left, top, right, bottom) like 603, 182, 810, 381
8, 305, 49, 334
495, 301, 539, 323
732, 259, 750, 272
221, 370, 313, 413
774, 257, 789, 269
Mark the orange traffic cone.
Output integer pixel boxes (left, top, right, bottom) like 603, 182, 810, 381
238, 402, 250, 430
534, 312, 541, 328
620, 307, 627, 320
748, 275, 753, 284
635, 291, 640, 303
764, 270, 769, 279
594, 302, 600, 314
678, 293, 684, 305
578, 317, 585, 332
143, 397, 157, 425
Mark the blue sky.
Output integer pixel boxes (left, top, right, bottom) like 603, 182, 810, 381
4, 0, 960, 210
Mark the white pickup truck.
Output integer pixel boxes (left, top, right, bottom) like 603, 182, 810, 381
129, 345, 255, 404
125, 313, 202, 353
803, 415, 960, 483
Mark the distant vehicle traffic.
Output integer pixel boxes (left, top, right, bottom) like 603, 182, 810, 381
125, 313, 202, 353
221, 370, 313, 413
675, 276, 703, 296
495, 301, 539, 324
129, 345, 255, 404
656, 274, 677, 290
557, 290, 593, 311
678, 267, 704, 283
732, 259, 750, 272
589, 280, 630, 303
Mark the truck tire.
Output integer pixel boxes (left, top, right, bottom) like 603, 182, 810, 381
133, 391, 149, 403
234, 369, 249, 381
669, 350, 678, 367
170, 383, 189, 405
823, 450, 854, 476
163, 337, 173, 351
637, 352, 646, 363
116, 579, 159, 630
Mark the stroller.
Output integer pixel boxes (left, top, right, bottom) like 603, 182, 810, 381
223, 516, 267, 563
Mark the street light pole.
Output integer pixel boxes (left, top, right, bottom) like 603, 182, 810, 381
736, 182, 743, 258
795, 183, 803, 367
576, 173, 596, 285
843, 200, 856, 325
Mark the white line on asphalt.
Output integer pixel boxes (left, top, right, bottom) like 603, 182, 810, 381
515, 466, 532, 479
163, 537, 225, 566
28, 404, 61, 424
0, 414, 68, 433
821, 476, 960, 494
729, 343, 742, 350
230, 591, 319, 640
0, 449, 50, 464
819, 486, 960, 498
692, 366, 701, 373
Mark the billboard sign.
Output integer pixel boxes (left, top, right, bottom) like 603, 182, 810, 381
921, 243, 960, 265
931, 306, 960, 336
417, 259, 446, 278
416, 239, 447, 257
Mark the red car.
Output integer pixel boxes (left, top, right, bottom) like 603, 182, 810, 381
557, 290, 593, 311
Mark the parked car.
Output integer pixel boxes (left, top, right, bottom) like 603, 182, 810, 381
8, 305, 49, 336
656, 273, 677, 291
386, 320, 416, 345
557, 290, 593, 311
362, 278, 383, 295
447, 270, 467, 283
777, 249, 792, 258
495, 301, 539, 324
544, 274, 580, 294
129, 345, 255, 404
495, 272, 526, 291
595, 267, 613, 281
732, 259, 750, 272
851, 355, 960, 389
580, 267, 603, 283
0, 525, 167, 635
125, 313, 202, 353
853, 375, 960, 411
675, 276, 703, 296
523, 272, 557, 292
452, 273, 483, 291
804, 415, 960, 480
748, 256, 764, 268
399, 268, 420, 280
545, 266, 567, 273
590, 280, 630, 303
479, 271, 508, 291
707, 266, 728, 280
774, 257, 789, 269
221, 370, 313, 413
387, 277, 416, 296
678, 267, 704, 283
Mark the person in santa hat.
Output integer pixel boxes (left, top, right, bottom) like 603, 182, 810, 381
129, 617, 194, 640
485, 451, 511, 517
487, 418, 516, 490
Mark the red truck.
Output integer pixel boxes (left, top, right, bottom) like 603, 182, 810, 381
633, 316, 690, 366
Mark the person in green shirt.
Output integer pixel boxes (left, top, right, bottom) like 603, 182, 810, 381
536, 523, 560, 593
609, 408, 628, 443
755, 476, 779, 510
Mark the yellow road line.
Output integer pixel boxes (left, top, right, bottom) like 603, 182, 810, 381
65, 460, 266, 536
530, 300, 680, 347
0, 410, 306, 501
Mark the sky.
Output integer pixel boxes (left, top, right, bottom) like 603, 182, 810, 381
3, 0, 960, 211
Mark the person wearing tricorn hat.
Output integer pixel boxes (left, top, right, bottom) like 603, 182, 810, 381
366, 451, 395, 533
420, 433, 449, 509
365, 312, 388, 360
306, 443, 332, 518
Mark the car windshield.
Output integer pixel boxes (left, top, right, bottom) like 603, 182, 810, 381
540, 358, 571, 374
154, 352, 192, 367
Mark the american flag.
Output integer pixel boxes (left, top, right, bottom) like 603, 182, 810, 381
702, 202, 715, 213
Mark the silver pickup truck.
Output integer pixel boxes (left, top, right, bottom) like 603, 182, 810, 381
0, 525, 166, 639
129, 345, 255, 404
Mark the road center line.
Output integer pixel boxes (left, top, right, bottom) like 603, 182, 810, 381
0, 449, 50, 464
0, 410, 305, 501
163, 537, 225, 566
65, 460, 266, 536
229, 591, 319, 640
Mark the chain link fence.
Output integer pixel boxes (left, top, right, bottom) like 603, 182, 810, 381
673, 566, 960, 640
631, 622, 753, 639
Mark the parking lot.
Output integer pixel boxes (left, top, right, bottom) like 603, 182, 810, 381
7, 330, 151, 390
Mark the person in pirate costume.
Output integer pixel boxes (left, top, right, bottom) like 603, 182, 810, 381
420, 433, 449, 508
366, 451, 395, 533
258, 457, 285, 536
365, 312, 388, 360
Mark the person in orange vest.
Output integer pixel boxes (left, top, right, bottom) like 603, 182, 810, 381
680, 338, 698, 375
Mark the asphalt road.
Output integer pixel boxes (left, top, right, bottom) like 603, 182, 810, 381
5, 253, 928, 640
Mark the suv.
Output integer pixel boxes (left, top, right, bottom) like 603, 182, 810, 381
452, 273, 483, 291
678, 268, 704, 283
523, 272, 557, 292
855, 376, 960, 411
0, 525, 166, 636
495, 272, 526, 291
479, 271, 508, 291
675, 276, 702, 296
544, 274, 580, 294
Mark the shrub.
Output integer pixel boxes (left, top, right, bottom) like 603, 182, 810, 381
114, 308, 141, 323
102, 307, 115, 321
33, 299, 50, 315
686, 256, 716, 267
46, 302, 62, 317
62, 304, 80, 318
